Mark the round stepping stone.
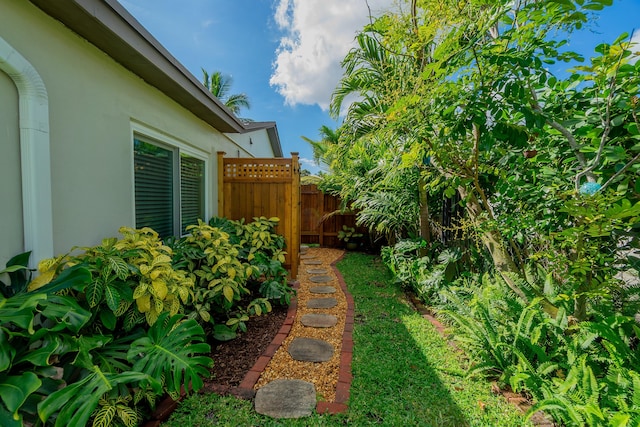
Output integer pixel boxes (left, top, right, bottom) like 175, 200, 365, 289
300, 254, 317, 260
301, 313, 338, 328
254, 379, 316, 418
300, 245, 309, 252
307, 297, 338, 309
309, 275, 332, 283
288, 337, 334, 362
307, 268, 329, 275
303, 260, 322, 265
310, 285, 336, 294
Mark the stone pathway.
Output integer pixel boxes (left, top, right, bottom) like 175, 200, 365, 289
251, 246, 354, 418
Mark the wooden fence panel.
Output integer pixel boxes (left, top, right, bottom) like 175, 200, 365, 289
218, 152, 300, 278
300, 184, 364, 248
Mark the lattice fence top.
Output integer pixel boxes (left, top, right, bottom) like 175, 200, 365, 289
223, 158, 294, 181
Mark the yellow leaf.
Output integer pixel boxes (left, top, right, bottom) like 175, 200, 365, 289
228, 268, 236, 280
199, 310, 210, 323
139, 264, 151, 275
133, 283, 148, 299
177, 287, 188, 303
152, 279, 168, 300
146, 309, 158, 325
154, 296, 164, 313
136, 294, 151, 312
223, 285, 234, 302
36, 257, 59, 273
167, 295, 180, 315
27, 269, 55, 291
268, 217, 280, 222
152, 255, 172, 266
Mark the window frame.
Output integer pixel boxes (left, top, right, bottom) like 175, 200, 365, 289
131, 122, 208, 237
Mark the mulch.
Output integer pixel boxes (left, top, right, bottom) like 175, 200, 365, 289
202, 303, 288, 392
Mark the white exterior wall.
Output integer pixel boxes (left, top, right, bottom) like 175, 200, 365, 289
0, 0, 253, 260
225, 129, 278, 158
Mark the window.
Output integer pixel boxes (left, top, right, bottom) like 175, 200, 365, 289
133, 136, 206, 238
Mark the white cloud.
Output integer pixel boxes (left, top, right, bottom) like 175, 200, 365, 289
270, 0, 395, 110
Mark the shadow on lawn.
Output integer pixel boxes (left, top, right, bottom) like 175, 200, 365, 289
340, 254, 469, 426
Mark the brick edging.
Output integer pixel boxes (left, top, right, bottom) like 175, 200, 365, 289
316, 252, 352, 415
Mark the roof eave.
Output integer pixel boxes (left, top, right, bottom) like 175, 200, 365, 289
29, 0, 247, 133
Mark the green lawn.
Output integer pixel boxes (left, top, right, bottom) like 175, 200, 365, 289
163, 252, 529, 426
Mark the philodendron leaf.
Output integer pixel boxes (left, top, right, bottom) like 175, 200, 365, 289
127, 314, 213, 394
38, 367, 159, 427
0, 405, 22, 427
0, 372, 41, 421
36, 265, 91, 294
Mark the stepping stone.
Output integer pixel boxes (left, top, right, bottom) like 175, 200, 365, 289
301, 313, 338, 328
310, 285, 336, 294
288, 337, 334, 362
300, 254, 317, 260
309, 275, 332, 283
307, 268, 329, 275
303, 260, 322, 265
300, 245, 309, 252
254, 379, 316, 418
307, 297, 338, 309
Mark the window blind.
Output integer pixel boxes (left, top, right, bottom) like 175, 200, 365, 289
180, 154, 205, 234
134, 139, 174, 238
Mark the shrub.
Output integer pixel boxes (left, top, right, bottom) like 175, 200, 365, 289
1, 252, 211, 427
168, 217, 293, 340
30, 227, 194, 329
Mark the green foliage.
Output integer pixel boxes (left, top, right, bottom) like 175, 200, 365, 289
382, 239, 461, 302
30, 227, 194, 328
127, 313, 212, 396
337, 225, 363, 242
165, 216, 293, 335
326, 2, 640, 424
1, 243, 214, 426
440, 271, 640, 425
0, 252, 32, 297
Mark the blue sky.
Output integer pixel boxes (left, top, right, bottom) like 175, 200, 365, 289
118, 0, 640, 173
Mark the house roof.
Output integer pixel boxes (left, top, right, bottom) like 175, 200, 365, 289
28, 0, 283, 157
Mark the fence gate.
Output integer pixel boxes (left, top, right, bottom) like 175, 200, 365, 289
217, 152, 300, 278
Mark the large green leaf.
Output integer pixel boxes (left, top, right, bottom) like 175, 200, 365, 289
0, 251, 32, 296
0, 329, 15, 372
39, 295, 91, 334
127, 314, 213, 394
0, 372, 41, 421
36, 265, 91, 294
38, 366, 160, 427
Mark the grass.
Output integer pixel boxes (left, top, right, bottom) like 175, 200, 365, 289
163, 252, 530, 426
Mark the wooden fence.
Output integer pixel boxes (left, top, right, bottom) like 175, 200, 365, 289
301, 184, 365, 248
217, 152, 300, 278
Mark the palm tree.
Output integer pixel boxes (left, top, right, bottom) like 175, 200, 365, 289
301, 125, 341, 167
201, 69, 251, 115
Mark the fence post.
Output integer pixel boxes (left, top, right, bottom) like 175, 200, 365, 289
217, 151, 225, 217
291, 152, 300, 279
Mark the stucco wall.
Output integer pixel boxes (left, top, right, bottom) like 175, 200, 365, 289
226, 129, 278, 158
0, 69, 23, 266
0, 0, 252, 258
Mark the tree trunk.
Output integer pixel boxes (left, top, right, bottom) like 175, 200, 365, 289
418, 174, 431, 256
457, 185, 558, 317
